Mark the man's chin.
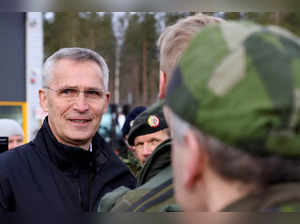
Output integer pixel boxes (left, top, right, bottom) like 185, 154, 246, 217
68, 131, 95, 140
65, 135, 93, 148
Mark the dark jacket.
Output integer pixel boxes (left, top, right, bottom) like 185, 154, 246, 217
98, 139, 180, 212
0, 118, 136, 213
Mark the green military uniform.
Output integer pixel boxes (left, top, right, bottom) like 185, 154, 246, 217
165, 21, 300, 211
98, 102, 179, 212
98, 139, 179, 212
223, 183, 300, 212
118, 149, 142, 176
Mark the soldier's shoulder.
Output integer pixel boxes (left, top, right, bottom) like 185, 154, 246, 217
98, 186, 131, 212
117, 166, 178, 212
99, 166, 180, 212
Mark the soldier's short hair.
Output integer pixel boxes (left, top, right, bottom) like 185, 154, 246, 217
157, 13, 224, 79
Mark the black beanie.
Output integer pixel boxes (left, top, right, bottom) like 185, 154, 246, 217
127, 101, 168, 146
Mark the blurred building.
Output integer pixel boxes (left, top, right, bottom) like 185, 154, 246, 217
0, 12, 43, 142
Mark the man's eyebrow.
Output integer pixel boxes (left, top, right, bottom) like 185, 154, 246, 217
86, 87, 104, 91
57, 85, 77, 89
57, 85, 103, 90
150, 137, 160, 141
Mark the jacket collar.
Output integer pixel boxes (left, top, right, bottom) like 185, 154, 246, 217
137, 138, 172, 186
33, 117, 108, 172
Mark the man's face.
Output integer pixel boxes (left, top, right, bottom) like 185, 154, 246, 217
8, 135, 24, 150
133, 129, 169, 164
164, 106, 202, 211
171, 136, 192, 209
39, 59, 110, 150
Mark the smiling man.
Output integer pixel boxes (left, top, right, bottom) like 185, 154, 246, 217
0, 48, 136, 214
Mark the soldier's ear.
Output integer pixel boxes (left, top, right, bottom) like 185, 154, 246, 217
159, 70, 167, 99
39, 89, 49, 113
183, 130, 207, 190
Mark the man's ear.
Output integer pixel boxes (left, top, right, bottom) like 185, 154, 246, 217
183, 130, 207, 190
104, 92, 111, 113
159, 70, 167, 99
39, 89, 48, 113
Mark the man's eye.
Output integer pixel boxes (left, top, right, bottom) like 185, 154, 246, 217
150, 139, 159, 144
87, 90, 101, 97
135, 143, 143, 148
60, 88, 77, 95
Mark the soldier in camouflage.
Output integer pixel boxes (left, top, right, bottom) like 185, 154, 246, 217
98, 102, 177, 212
164, 21, 300, 212
98, 13, 223, 212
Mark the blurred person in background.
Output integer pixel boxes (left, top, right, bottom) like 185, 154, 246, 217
122, 106, 147, 142
117, 105, 126, 129
0, 119, 24, 150
98, 104, 123, 149
0, 47, 136, 214
164, 21, 300, 212
120, 106, 147, 174
98, 13, 224, 212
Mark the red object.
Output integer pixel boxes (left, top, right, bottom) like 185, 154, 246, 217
30, 77, 36, 84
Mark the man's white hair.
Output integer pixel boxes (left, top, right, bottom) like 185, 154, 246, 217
42, 47, 109, 90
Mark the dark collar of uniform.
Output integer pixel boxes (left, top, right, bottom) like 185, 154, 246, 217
136, 138, 172, 186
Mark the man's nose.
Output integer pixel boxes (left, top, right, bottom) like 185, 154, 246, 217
73, 93, 89, 112
142, 144, 154, 156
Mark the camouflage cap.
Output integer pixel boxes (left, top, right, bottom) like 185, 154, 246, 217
165, 21, 300, 159
128, 100, 168, 146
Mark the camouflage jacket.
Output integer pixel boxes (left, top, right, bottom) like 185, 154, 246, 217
222, 183, 300, 212
98, 139, 180, 212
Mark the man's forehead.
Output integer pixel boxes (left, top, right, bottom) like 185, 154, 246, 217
50, 59, 104, 87
52, 58, 102, 75
134, 129, 168, 142
54, 84, 104, 90
54, 58, 99, 66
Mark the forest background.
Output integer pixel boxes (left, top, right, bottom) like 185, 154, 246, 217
44, 12, 300, 108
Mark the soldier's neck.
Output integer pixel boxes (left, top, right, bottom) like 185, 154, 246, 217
204, 168, 259, 212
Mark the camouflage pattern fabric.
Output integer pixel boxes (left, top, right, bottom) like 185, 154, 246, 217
222, 183, 300, 212
98, 167, 177, 212
166, 21, 300, 159
119, 149, 142, 176
98, 139, 179, 212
